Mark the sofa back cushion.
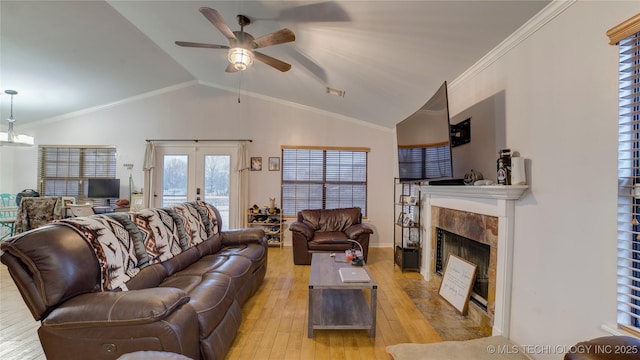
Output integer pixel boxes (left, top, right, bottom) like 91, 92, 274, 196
57, 214, 147, 291
171, 203, 210, 247
53, 201, 221, 291
299, 207, 362, 232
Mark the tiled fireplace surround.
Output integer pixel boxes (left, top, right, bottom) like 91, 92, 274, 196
420, 185, 527, 337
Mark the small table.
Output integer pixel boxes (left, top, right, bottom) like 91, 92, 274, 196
308, 252, 377, 338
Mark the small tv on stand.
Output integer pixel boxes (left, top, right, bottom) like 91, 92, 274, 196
87, 178, 120, 206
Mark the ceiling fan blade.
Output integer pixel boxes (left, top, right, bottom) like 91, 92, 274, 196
254, 51, 292, 72
199, 7, 237, 42
175, 41, 229, 49
253, 28, 295, 49
225, 63, 239, 73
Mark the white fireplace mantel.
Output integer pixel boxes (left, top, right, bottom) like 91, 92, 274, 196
422, 185, 528, 200
420, 184, 528, 338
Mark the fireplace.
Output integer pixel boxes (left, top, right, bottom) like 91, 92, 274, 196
436, 227, 490, 310
429, 206, 499, 330
422, 184, 527, 336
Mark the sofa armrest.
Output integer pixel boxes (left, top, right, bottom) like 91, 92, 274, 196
289, 221, 314, 241
43, 287, 190, 328
344, 223, 373, 239
564, 336, 640, 360
221, 227, 265, 246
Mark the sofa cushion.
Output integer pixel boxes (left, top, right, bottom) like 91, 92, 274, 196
218, 243, 267, 273
133, 209, 184, 263
182, 201, 219, 238
58, 215, 145, 291
309, 231, 348, 244
170, 203, 209, 247
160, 271, 235, 338
43, 287, 190, 328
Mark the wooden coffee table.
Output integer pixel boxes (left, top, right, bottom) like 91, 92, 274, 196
308, 252, 377, 338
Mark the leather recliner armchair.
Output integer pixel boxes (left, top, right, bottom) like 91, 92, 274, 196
289, 207, 373, 265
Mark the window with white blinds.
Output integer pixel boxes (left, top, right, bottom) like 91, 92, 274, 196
613, 21, 640, 335
397, 145, 452, 180
38, 146, 117, 199
281, 146, 368, 217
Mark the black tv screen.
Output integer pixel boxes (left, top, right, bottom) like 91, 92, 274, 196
396, 81, 453, 182
87, 178, 120, 198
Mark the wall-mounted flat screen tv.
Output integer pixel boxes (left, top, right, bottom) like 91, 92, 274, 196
87, 178, 120, 198
396, 81, 453, 182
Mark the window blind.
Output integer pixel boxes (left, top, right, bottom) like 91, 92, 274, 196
397, 144, 452, 180
38, 146, 117, 199
281, 146, 368, 217
616, 31, 640, 335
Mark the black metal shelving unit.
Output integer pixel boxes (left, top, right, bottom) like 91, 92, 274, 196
393, 178, 421, 272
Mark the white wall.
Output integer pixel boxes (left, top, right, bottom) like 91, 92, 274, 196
1, 83, 395, 247
2, 0, 637, 353
448, 1, 640, 357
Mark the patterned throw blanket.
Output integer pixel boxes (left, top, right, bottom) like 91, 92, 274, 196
57, 201, 218, 291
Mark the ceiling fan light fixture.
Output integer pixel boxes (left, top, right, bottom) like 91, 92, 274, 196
0, 90, 34, 146
228, 47, 254, 71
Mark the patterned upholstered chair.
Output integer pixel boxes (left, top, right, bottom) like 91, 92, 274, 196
14, 196, 64, 234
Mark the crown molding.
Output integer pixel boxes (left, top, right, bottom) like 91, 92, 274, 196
450, 0, 576, 90
22, 80, 200, 130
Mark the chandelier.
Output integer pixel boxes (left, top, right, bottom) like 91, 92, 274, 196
1, 90, 34, 146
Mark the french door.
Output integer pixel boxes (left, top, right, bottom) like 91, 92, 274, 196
154, 145, 237, 229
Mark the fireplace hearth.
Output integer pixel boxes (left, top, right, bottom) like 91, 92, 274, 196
436, 227, 490, 310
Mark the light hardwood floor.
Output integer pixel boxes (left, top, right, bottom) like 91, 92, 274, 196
0, 247, 442, 359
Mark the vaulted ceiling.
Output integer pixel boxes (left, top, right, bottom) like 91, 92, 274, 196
0, 1, 549, 129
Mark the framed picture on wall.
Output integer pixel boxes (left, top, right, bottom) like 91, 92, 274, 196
268, 157, 280, 171
251, 157, 262, 171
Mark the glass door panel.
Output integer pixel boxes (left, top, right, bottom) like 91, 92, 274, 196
154, 145, 237, 230
162, 154, 189, 207
202, 155, 230, 229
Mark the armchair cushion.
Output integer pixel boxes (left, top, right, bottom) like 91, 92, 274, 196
300, 207, 361, 232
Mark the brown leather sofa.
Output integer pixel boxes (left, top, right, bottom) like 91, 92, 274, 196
289, 207, 373, 265
564, 336, 640, 360
0, 201, 267, 360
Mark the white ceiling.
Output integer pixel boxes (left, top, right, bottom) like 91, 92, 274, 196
0, 0, 549, 129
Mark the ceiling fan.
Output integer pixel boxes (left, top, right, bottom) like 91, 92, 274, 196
175, 7, 295, 73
